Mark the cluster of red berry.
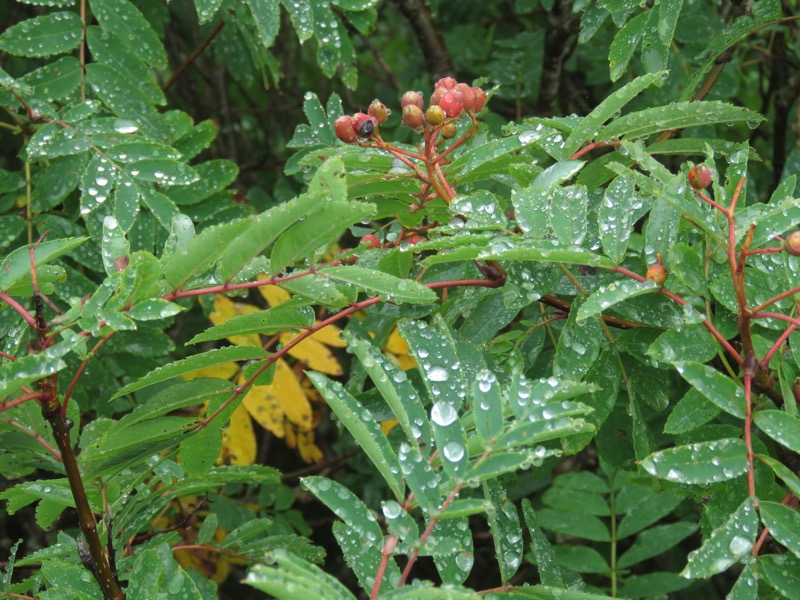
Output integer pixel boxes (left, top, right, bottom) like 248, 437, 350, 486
334, 77, 487, 144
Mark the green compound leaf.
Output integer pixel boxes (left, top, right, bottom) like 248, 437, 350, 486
344, 331, 432, 450
599, 174, 635, 264
319, 266, 437, 305
640, 438, 748, 485
673, 362, 745, 419
0, 11, 82, 58
682, 498, 758, 579
609, 11, 649, 82
219, 191, 324, 282
472, 370, 504, 445
90, 0, 167, 68
757, 454, 800, 498
308, 373, 404, 499
759, 554, 800, 600
484, 479, 523, 582
281, 0, 314, 41
111, 346, 268, 399
0, 236, 87, 294
187, 303, 314, 345
598, 101, 764, 141
577, 279, 659, 321
760, 501, 800, 559
562, 71, 666, 158
245, 549, 356, 600
246, 0, 281, 48
163, 219, 252, 290
269, 200, 375, 276
753, 410, 800, 454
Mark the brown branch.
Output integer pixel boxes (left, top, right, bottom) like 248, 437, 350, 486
392, 0, 454, 83
163, 20, 225, 92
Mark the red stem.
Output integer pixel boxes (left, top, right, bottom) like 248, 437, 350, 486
611, 266, 742, 364
751, 283, 800, 314
164, 268, 316, 300
743, 352, 756, 499
0, 292, 37, 328
1, 391, 49, 413
4, 418, 62, 461
762, 323, 796, 367
569, 140, 621, 160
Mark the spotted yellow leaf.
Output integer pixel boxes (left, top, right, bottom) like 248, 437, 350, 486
243, 359, 312, 433
209, 294, 262, 347
258, 277, 292, 307
297, 428, 324, 464
218, 403, 256, 465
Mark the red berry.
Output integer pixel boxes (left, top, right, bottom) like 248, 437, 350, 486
430, 87, 446, 107
406, 235, 424, 245
360, 233, 381, 249
425, 104, 445, 126
402, 105, 424, 129
785, 231, 800, 256
334, 115, 357, 144
441, 122, 457, 139
472, 87, 487, 112
352, 112, 377, 139
401, 91, 424, 110
438, 90, 464, 118
456, 83, 477, 111
688, 163, 712, 190
434, 77, 457, 90
368, 100, 389, 124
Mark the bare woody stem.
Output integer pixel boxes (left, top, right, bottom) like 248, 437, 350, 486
37, 376, 123, 599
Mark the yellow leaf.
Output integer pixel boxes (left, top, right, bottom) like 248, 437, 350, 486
181, 362, 239, 381
308, 323, 347, 348
257, 277, 292, 307
219, 403, 256, 465
281, 332, 343, 375
384, 327, 416, 369
384, 327, 409, 354
297, 428, 324, 464
175, 542, 230, 584
381, 419, 399, 435
209, 294, 262, 347
243, 359, 312, 432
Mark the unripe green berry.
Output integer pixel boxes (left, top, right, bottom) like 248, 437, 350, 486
402, 105, 424, 129
441, 122, 457, 139
688, 163, 713, 190
425, 104, 445, 126
368, 100, 389, 124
